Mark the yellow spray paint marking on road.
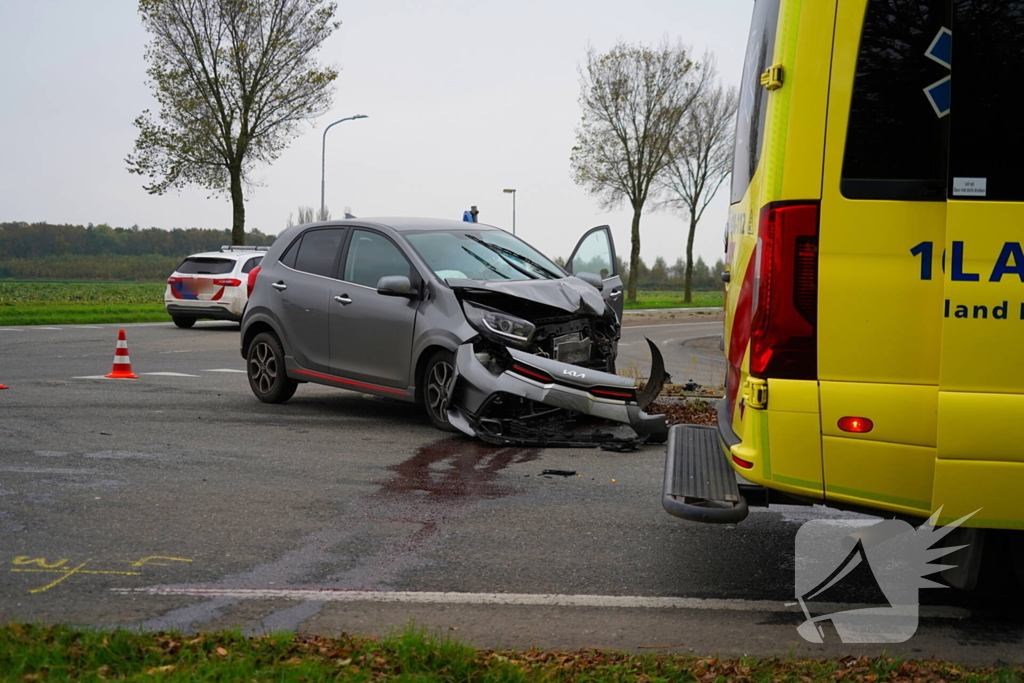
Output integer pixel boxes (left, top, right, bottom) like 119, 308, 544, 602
129, 556, 193, 568
9, 554, 193, 594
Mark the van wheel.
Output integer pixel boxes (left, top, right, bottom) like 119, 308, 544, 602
172, 316, 196, 329
247, 332, 298, 403
422, 350, 458, 432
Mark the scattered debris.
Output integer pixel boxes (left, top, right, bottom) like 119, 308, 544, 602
645, 399, 717, 426
540, 469, 577, 477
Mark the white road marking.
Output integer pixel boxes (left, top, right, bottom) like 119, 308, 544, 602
159, 350, 194, 354
112, 587, 970, 619
660, 338, 678, 346
204, 369, 246, 373
141, 372, 201, 377
79, 326, 104, 329
34, 327, 62, 330
0, 328, 25, 332
73, 375, 114, 380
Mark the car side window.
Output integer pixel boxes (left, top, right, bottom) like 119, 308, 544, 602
729, 0, 781, 204
841, 0, 951, 201
279, 238, 300, 269
948, 1, 1024, 202
241, 256, 263, 274
343, 230, 411, 288
570, 229, 614, 279
292, 228, 346, 278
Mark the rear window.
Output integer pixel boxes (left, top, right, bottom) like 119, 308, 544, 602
176, 258, 235, 275
947, 2, 1024, 202
730, 0, 781, 204
841, 0, 951, 201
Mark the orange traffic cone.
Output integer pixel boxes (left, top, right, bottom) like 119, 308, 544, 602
105, 329, 139, 379
0, 384, 7, 390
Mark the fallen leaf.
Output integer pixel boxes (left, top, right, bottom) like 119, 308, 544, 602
215, 646, 228, 657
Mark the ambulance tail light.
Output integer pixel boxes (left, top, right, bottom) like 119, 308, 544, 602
750, 202, 819, 380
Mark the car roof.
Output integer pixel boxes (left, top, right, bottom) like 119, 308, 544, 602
305, 217, 504, 233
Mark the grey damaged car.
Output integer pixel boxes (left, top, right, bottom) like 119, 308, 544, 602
240, 217, 667, 445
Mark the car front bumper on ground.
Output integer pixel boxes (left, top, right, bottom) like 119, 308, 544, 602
447, 343, 667, 444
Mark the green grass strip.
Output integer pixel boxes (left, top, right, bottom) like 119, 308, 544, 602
0, 623, 1020, 682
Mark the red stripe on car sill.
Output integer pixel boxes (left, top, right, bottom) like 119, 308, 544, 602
292, 368, 407, 395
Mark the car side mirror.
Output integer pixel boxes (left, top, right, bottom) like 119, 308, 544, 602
376, 275, 414, 297
576, 272, 604, 291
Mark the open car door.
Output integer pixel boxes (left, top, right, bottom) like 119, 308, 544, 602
566, 225, 624, 320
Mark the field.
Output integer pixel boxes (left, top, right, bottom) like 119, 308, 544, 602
0, 281, 169, 326
2, 623, 1017, 683
0, 280, 724, 326
623, 289, 723, 310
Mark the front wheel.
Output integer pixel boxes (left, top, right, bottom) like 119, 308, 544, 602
247, 332, 298, 403
422, 349, 458, 432
172, 316, 196, 329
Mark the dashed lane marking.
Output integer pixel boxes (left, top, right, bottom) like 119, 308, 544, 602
203, 369, 246, 373
34, 327, 62, 330
112, 587, 970, 619
141, 372, 201, 377
0, 328, 25, 332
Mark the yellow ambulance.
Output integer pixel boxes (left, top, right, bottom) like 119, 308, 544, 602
662, 0, 1023, 587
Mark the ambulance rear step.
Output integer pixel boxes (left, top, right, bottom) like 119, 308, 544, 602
662, 424, 749, 524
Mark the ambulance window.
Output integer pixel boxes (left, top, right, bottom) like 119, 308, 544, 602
841, 0, 951, 201
948, 2, 1024, 202
729, 0, 781, 204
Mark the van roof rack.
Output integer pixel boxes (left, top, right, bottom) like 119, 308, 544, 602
220, 245, 270, 252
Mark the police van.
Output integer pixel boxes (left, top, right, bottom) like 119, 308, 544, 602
662, 0, 1024, 588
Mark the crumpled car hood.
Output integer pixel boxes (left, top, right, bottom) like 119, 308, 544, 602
446, 277, 606, 315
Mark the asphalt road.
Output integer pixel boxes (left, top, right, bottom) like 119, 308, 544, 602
0, 321, 1021, 663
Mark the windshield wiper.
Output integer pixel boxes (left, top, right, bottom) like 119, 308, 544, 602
464, 234, 538, 279
464, 234, 559, 279
461, 246, 511, 279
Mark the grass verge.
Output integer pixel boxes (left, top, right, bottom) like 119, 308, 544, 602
623, 290, 723, 310
0, 281, 170, 326
2, 623, 1020, 682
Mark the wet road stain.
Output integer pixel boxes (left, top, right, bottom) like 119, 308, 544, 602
378, 438, 540, 501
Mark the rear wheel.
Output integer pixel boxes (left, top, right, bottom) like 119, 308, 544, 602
172, 316, 196, 329
247, 332, 298, 403
422, 350, 458, 432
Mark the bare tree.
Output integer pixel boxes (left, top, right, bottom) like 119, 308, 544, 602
127, 0, 341, 245
660, 69, 738, 303
570, 40, 710, 302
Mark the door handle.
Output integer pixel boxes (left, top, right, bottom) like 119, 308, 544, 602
334, 294, 353, 305
271, 281, 287, 291
609, 288, 622, 299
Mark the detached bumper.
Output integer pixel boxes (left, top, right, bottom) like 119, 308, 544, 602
447, 343, 667, 442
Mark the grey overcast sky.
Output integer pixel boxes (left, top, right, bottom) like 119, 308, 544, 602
0, 0, 752, 267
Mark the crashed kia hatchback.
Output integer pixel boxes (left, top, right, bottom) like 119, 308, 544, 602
240, 217, 666, 444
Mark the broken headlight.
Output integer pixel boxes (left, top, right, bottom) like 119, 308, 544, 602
462, 300, 536, 349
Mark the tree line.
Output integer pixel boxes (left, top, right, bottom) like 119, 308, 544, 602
0, 221, 275, 260
0, 222, 276, 281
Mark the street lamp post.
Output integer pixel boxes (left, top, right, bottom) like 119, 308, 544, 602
321, 114, 368, 219
502, 188, 516, 235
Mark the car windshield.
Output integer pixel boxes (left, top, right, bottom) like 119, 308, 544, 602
405, 230, 565, 281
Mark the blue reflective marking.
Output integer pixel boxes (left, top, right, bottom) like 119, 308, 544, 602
924, 76, 951, 118
923, 28, 951, 117
926, 28, 952, 68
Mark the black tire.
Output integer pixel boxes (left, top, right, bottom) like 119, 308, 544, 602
422, 349, 459, 432
172, 316, 196, 329
247, 332, 298, 403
